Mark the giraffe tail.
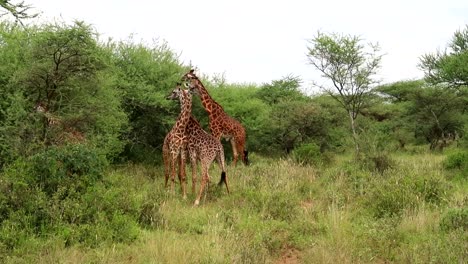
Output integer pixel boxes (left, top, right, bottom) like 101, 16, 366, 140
243, 150, 250, 166
218, 171, 230, 194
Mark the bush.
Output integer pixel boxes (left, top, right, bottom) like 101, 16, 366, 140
29, 144, 107, 196
292, 143, 324, 166
366, 153, 394, 173
413, 176, 449, 204
264, 192, 299, 222
358, 124, 395, 173
366, 173, 449, 219
444, 150, 468, 170
440, 208, 468, 232
138, 191, 164, 229
367, 179, 418, 218
0, 144, 144, 250
444, 150, 468, 180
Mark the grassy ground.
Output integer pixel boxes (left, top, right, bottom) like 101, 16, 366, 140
5, 152, 467, 263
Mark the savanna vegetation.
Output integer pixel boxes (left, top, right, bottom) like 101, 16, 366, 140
0, 7, 467, 264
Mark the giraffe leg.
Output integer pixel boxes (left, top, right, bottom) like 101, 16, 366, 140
163, 142, 170, 188
195, 163, 209, 206
164, 160, 169, 188
170, 152, 178, 195
236, 139, 248, 166
190, 153, 197, 195
230, 139, 239, 166
179, 149, 187, 199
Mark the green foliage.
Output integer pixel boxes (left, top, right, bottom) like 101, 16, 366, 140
208, 83, 270, 156
439, 208, 468, 232
0, 0, 38, 24
0, 18, 467, 263
376, 80, 425, 103
0, 21, 128, 166
307, 32, 384, 154
28, 144, 106, 195
263, 191, 299, 222
444, 150, 468, 170
377, 79, 467, 151
0, 145, 140, 250
292, 142, 323, 166
111, 39, 186, 163
365, 173, 449, 218
420, 25, 468, 87
256, 75, 305, 105
410, 86, 466, 150
358, 124, 395, 173
250, 78, 333, 154
444, 150, 468, 180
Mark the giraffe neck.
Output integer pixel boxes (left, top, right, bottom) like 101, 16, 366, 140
194, 79, 222, 115
173, 91, 192, 132
195, 80, 216, 114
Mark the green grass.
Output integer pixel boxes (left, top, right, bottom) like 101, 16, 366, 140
2, 152, 467, 263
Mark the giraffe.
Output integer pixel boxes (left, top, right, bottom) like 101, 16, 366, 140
186, 115, 229, 206
34, 102, 86, 145
165, 86, 229, 206
182, 69, 249, 166
162, 84, 192, 198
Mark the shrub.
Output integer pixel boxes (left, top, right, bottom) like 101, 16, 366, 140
292, 143, 323, 166
29, 144, 107, 196
368, 153, 394, 173
444, 150, 468, 170
413, 175, 449, 204
443, 150, 468, 180
358, 124, 395, 173
264, 192, 299, 222
440, 208, 468, 232
0, 144, 144, 250
365, 173, 449, 219
367, 179, 418, 218
138, 191, 164, 229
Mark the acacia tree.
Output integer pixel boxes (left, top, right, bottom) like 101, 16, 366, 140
0, 21, 127, 165
0, 0, 38, 25
306, 32, 383, 154
418, 26, 468, 148
419, 26, 468, 88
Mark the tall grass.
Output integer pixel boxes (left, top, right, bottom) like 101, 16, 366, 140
2, 152, 466, 263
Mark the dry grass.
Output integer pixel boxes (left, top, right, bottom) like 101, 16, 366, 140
4, 152, 466, 264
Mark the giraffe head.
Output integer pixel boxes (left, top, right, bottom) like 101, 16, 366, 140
165, 83, 193, 107
181, 69, 202, 96
165, 83, 184, 101
182, 69, 197, 81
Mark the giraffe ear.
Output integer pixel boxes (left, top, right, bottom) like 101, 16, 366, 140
189, 69, 195, 74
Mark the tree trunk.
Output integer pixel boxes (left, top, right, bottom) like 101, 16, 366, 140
348, 111, 360, 155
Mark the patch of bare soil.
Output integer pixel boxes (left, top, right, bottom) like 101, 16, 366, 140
300, 200, 314, 210
276, 247, 300, 264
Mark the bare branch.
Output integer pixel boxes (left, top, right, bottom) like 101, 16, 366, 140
0, 0, 39, 26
